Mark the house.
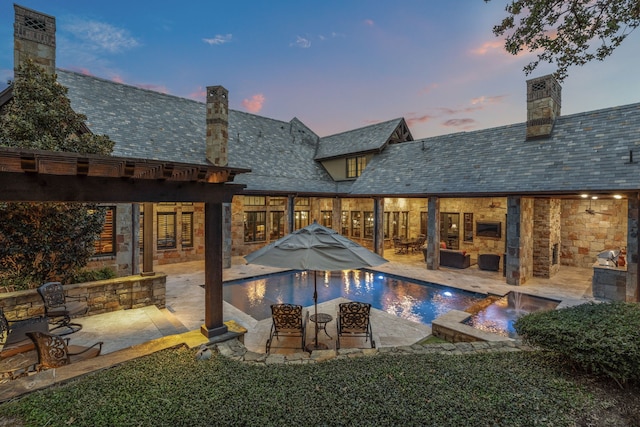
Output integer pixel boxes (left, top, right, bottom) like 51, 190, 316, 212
2, 4, 639, 302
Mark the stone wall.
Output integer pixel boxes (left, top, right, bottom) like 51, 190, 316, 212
561, 199, 627, 268
0, 274, 166, 321
533, 198, 561, 278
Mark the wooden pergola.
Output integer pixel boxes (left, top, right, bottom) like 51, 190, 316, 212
0, 146, 249, 338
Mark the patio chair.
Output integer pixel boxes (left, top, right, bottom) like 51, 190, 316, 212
37, 281, 88, 336
26, 330, 103, 370
411, 234, 426, 253
336, 301, 375, 350
393, 236, 406, 254
0, 307, 49, 358
265, 303, 309, 353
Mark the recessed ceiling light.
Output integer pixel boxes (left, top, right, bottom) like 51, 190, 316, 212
614, 194, 622, 199
592, 196, 598, 200
580, 194, 589, 198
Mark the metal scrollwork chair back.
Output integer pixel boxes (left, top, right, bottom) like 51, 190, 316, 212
266, 303, 308, 353
37, 282, 88, 336
27, 330, 103, 370
336, 301, 375, 350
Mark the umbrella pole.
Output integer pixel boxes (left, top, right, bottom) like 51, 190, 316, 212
314, 270, 319, 347
305, 270, 328, 352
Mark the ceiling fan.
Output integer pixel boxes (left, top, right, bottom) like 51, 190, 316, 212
585, 199, 612, 216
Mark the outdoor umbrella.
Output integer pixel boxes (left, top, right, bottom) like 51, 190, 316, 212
244, 220, 388, 351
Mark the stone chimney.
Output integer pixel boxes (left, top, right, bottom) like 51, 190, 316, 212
14, 4, 56, 76
206, 86, 229, 166
526, 74, 561, 140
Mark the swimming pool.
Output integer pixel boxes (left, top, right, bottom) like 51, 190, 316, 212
223, 270, 485, 325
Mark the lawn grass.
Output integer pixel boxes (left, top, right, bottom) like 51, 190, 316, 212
1, 346, 638, 426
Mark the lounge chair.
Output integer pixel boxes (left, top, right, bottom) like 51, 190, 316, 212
0, 307, 48, 358
336, 301, 375, 349
26, 330, 103, 369
393, 237, 406, 254
265, 303, 309, 353
37, 281, 88, 335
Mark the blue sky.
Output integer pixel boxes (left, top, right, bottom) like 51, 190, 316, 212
1, 1, 639, 139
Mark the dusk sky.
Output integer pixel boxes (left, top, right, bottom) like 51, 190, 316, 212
1, 1, 638, 139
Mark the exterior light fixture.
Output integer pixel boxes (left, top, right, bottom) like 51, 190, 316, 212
614, 194, 623, 199
580, 194, 589, 198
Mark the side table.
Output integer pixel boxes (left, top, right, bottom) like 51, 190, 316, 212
310, 313, 333, 339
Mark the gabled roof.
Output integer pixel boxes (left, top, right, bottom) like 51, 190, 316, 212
349, 103, 640, 196
55, 70, 339, 194
314, 118, 413, 161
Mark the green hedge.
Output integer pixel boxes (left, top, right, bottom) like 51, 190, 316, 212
514, 301, 640, 385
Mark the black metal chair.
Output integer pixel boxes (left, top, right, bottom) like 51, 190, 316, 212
27, 330, 102, 370
37, 281, 88, 336
336, 301, 375, 350
266, 303, 308, 353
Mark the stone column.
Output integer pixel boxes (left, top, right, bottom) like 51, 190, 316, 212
426, 197, 440, 270
373, 197, 384, 256
332, 198, 342, 233
201, 201, 228, 338
626, 193, 639, 301
506, 196, 534, 285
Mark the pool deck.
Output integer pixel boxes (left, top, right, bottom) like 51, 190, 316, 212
0, 253, 595, 400
71, 252, 594, 356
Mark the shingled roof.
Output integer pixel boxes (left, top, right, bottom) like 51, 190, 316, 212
315, 118, 412, 161
56, 70, 338, 194
349, 103, 640, 196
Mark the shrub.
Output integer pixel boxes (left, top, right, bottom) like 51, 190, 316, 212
514, 301, 640, 386
72, 267, 117, 284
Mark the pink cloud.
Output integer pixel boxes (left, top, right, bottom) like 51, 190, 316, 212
364, 19, 374, 26
242, 94, 265, 113
470, 95, 506, 106
420, 83, 439, 95
470, 40, 504, 55
188, 87, 207, 101
406, 113, 435, 127
112, 75, 124, 83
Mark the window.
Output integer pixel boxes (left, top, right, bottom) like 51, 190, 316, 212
157, 212, 176, 249
295, 197, 310, 206
182, 212, 194, 247
321, 210, 332, 228
346, 156, 367, 178
391, 211, 408, 238
294, 210, 309, 230
94, 206, 115, 255
244, 211, 266, 242
351, 211, 361, 238
364, 211, 374, 238
383, 212, 390, 238
139, 212, 144, 250
420, 212, 428, 237
341, 211, 349, 235
270, 211, 285, 240
244, 196, 266, 206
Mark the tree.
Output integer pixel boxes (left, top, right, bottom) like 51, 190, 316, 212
488, 0, 640, 81
0, 60, 116, 289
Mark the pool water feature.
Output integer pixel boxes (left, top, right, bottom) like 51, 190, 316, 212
464, 292, 560, 338
223, 270, 485, 326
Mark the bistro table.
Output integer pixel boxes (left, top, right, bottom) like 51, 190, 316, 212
309, 313, 333, 339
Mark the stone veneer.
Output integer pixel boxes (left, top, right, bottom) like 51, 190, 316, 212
533, 198, 561, 278
0, 274, 166, 321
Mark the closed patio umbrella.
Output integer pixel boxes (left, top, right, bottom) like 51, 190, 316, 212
244, 221, 388, 351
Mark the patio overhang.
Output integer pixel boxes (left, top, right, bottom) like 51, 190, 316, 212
0, 146, 249, 339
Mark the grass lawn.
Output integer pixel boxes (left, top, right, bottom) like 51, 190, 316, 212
1, 346, 638, 426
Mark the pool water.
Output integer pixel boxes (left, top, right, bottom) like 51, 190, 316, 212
223, 270, 484, 325
464, 292, 560, 338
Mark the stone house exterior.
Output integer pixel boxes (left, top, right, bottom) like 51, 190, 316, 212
1, 4, 639, 303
